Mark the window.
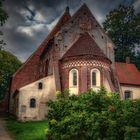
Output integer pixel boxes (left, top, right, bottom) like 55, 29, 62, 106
69, 69, 78, 87
38, 82, 43, 89
124, 91, 132, 99
92, 71, 96, 86
30, 98, 36, 108
91, 69, 100, 87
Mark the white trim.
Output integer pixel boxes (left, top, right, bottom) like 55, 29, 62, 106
91, 68, 101, 88
69, 69, 78, 87
69, 69, 79, 95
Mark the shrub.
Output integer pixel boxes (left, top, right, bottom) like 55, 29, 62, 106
46, 88, 140, 140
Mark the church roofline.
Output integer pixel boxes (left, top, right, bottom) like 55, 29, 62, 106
62, 32, 111, 64
12, 7, 71, 77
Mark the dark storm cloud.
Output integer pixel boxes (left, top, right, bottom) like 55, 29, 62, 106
1, 0, 140, 62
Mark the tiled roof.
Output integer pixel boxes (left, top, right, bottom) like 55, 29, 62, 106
115, 62, 140, 86
62, 33, 109, 61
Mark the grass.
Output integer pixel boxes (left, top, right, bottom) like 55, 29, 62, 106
5, 117, 48, 140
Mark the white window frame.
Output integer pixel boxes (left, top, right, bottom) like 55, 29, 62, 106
91, 68, 101, 88
69, 69, 78, 88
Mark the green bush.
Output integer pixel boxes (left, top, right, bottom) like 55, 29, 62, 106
46, 87, 140, 140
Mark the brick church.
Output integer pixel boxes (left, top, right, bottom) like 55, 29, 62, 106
9, 4, 140, 120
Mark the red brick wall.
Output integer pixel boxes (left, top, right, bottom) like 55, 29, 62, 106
11, 54, 40, 94
60, 61, 104, 94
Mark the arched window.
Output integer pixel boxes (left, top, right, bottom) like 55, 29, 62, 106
69, 69, 78, 87
38, 82, 43, 89
91, 69, 101, 87
30, 98, 36, 108
124, 91, 132, 99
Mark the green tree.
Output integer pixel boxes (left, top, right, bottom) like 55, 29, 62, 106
46, 88, 140, 140
103, 5, 140, 68
0, 0, 8, 26
0, 50, 21, 100
0, 0, 8, 49
135, 51, 140, 70
0, 0, 21, 100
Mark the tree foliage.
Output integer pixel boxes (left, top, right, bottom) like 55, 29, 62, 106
103, 5, 140, 68
0, 0, 20, 100
0, 50, 21, 100
0, 0, 8, 49
0, 0, 8, 26
46, 88, 140, 140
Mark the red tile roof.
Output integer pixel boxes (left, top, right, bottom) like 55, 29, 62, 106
62, 33, 110, 62
115, 62, 140, 86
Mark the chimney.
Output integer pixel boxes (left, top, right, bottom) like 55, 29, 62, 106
126, 57, 130, 63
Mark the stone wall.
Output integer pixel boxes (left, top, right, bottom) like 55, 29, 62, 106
17, 75, 56, 121
121, 85, 140, 99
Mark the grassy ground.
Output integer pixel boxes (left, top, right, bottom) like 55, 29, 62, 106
5, 117, 48, 140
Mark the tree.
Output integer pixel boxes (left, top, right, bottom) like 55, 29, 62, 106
103, 5, 140, 67
46, 88, 140, 140
0, 50, 21, 100
0, 0, 8, 48
0, 0, 8, 26
135, 51, 140, 70
0, 1, 21, 100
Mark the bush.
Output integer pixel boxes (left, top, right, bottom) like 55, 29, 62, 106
46, 88, 140, 140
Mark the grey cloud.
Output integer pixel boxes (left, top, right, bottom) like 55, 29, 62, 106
1, 0, 140, 62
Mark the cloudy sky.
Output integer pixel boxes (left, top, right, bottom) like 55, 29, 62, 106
1, 0, 140, 62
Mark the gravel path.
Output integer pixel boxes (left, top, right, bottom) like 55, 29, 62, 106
0, 118, 13, 140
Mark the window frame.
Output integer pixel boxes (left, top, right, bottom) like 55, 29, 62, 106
124, 90, 132, 100
38, 82, 43, 90
91, 68, 101, 87
30, 98, 36, 108
69, 69, 78, 87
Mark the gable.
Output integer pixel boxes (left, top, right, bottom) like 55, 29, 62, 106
11, 8, 71, 93
62, 32, 108, 60
55, 4, 115, 63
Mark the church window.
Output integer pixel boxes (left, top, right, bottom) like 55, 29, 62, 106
92, 71, 96, 86
91, 69, 100, 87
69, 69, 78, 87
30, 98, 36, 108
124, 91, 132, 99
38, 82, 43, 89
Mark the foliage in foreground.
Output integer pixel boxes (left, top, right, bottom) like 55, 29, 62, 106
46, 88, 140, 140
6, 117, 48, 140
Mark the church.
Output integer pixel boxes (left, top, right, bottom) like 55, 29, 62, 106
9, 4, 140, 120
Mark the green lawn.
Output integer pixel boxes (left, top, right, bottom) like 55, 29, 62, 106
6, 117, 48, 140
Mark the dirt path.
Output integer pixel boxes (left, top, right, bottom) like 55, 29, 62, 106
0, 118, 13, 140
